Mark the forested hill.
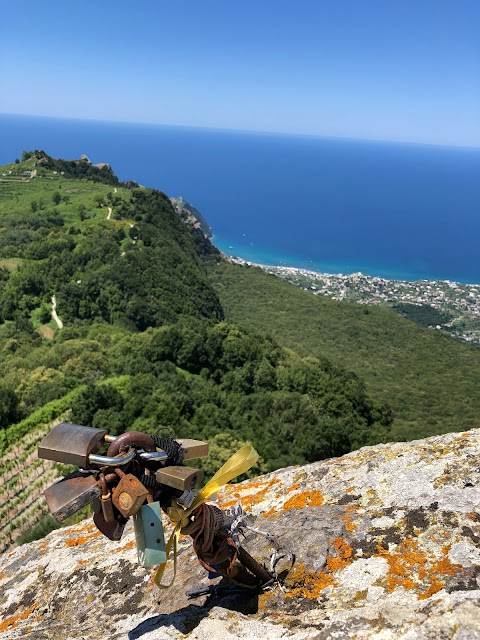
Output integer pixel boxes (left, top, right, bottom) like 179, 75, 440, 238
209, 261, 480, 441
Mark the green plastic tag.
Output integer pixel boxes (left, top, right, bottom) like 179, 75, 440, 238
133, 501, 167, 568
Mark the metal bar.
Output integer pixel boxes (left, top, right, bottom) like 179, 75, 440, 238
104, 434, 116, 443
236, 545, 274, 584
88, 449, 136, 467
138, 451, 169, 461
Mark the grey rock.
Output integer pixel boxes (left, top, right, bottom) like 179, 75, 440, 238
1, 429, 479, 639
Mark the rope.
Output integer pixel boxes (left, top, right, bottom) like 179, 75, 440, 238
139, 474, 163, 490
152, 436, 184, 465
153, 444, 259, 589
178, 502, 234, 572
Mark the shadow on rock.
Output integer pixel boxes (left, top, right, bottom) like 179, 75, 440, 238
128, 584, 259, 638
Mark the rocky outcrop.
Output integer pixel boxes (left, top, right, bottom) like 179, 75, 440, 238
1, 429, 479, 639
171, 197, 213, 239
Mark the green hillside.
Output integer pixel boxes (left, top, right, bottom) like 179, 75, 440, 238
0, 151, 390, 466
1, 150, 479, 546
210, 262, 480, 440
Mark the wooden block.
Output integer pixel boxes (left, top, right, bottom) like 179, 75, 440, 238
155, 466, 204, 491
175, 439, 209, 461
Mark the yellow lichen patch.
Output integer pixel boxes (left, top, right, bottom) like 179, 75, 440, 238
283, 490, 324, 511
467, 512, 477, 520
64, 530, 102, 547
0, 572, 5, 581
0, 604, 39, 633
345, 486, 355, 493
77, 559, 89, 565
375, 537, 461, 599
258, 589, 276, 611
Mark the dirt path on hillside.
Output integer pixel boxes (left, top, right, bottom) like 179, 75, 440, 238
51, 295, 63, 329
107, 207, 112, 220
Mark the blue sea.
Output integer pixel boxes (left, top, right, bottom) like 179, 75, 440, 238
1, 114, 479, 283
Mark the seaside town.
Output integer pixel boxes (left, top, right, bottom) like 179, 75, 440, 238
234, 259, 480, 344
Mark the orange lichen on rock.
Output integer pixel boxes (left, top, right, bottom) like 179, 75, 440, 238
287, 483, 300, 493
261, 506, 278, 519
343, 511, 358, 531
0, 604, 39, 633
65, 530, 102, 547
285, 563, 334, 599
283, 490, 324, 511
117, 540, 136, 552
326, 537, 353, 572
376, 537, 461, 599
376, 537, 428, 592
220, 478, 282, 511
286, 537, 354, 600
429, 545, 461, 578
418, 576, 444, 600
467, 512, 477, 520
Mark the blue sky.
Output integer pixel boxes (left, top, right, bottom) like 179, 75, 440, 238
1, 0, 479, 147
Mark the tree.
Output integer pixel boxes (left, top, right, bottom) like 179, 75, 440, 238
52, 192, 62, 205
30, 200, 38, 213
39, 302, 52, 324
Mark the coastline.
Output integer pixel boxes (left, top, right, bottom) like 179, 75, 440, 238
212, 236, 480, 286
222, 253, 480, 345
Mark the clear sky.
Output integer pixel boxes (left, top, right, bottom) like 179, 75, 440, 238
1, 0, 479, 147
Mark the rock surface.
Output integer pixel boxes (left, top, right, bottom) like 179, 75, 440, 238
1, 429, 479, 639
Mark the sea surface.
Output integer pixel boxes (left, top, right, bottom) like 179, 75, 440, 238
1, 114, 479, 283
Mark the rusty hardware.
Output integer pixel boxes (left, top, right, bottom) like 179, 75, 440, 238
106, 431, 156, 457
38, 423, 107, 467
44, 470, 101, 522
91, 497, 102, 513
112, 470, 150, 518
93, 510, 126, 541
38, 425, 275, 590
155, 466, 204, 491
99, 473, 115, 523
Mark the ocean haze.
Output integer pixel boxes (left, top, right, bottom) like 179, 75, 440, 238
1, 114, 479, 283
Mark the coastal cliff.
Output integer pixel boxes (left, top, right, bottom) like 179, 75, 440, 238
1, 428, 479, 639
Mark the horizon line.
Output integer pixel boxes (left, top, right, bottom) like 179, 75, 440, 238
1, 111, 480, 152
